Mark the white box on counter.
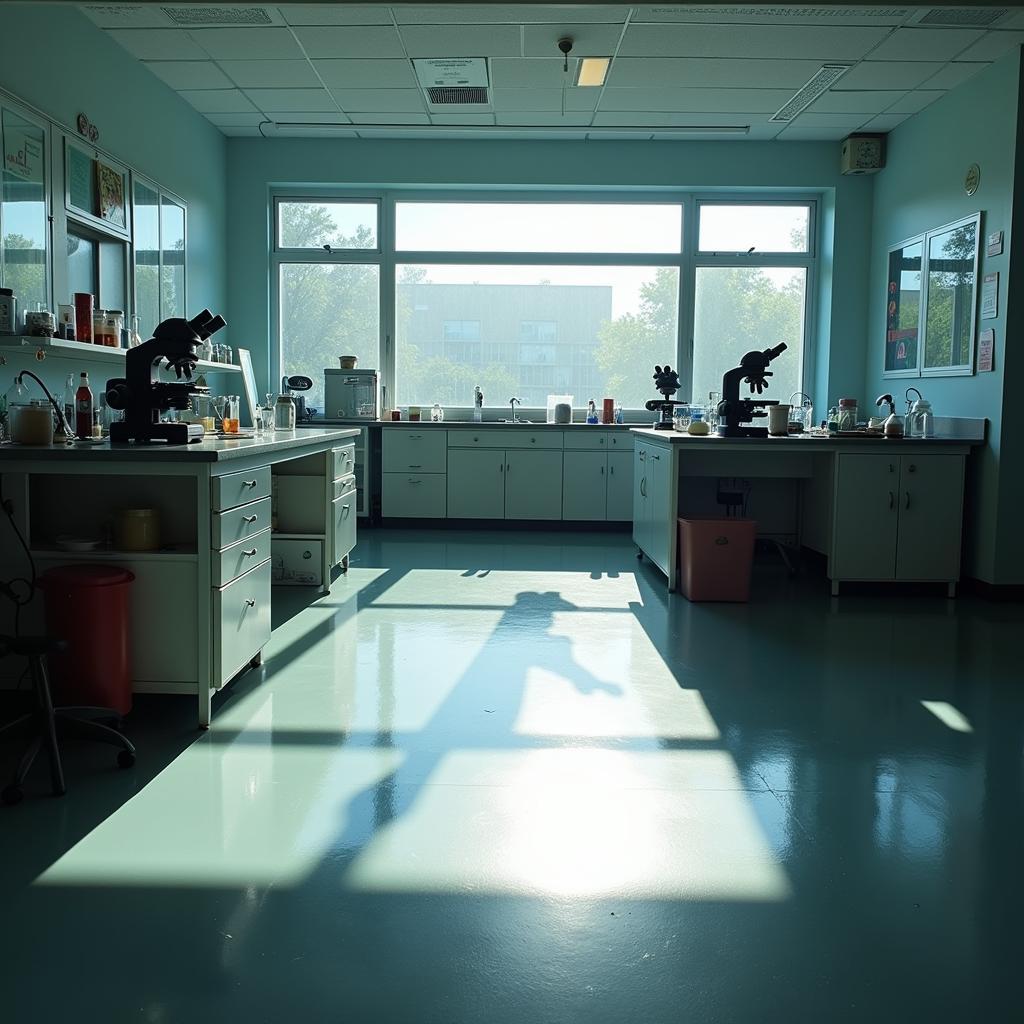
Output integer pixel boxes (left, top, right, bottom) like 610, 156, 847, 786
271, 538, 323, 586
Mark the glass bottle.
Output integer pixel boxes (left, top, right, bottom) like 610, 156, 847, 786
431, 402, 444, 422
221, 395, 240, 434
129, 314, 143, 348
61, 373, 76, 437
263, 393, 277, 433
275, 393, 296, 431
75, 372, 93, 440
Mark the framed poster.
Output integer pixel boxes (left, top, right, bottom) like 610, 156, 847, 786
96, 159, 126, 228
883, 236, 923, 376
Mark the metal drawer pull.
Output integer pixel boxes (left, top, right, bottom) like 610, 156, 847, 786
652, 453, 660, 460
601, 465, 605, 474
905, 492, 911, 510
243, 548, 258, 557
888, 491, 894, 510
245, 599, 255, 608
409, 434, 422, 439
242, 514, 258, 523
342, 504, 351, 512
408, 479, 422, 485
243, 479, 258, 488
408, 464, 422, 468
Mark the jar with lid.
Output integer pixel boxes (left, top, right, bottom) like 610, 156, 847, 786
907, 396, 934, 438
0, 287, 18, 335
92, 309, 112, 347
105, 310, 124, 350
837, 398, 858, 432
430, 403, 444, 422
275, 393, 297, 431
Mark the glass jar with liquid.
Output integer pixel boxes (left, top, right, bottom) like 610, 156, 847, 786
221, 395, 240, 434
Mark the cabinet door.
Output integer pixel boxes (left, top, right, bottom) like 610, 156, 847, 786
505, 450, 563, 520
606, 450, 634, 521
562, 451, 608, 521
447, 448, 505, 518
646, 445, 672, 573
832, 454, 898, 580
896, 454, 965, 581
632, 444, 649, 551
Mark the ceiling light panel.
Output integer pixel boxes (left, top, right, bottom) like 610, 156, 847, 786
619, 24, 890, 60
577, 58, 610, 87
291, 26, 406, 58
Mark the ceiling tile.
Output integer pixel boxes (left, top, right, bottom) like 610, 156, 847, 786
807, 90, 905, 115
607, 57, 825, 90
292, 25, 406, 59
619, 24, 889, 61
82, 6, 172, 29
835, 61, 945, 90
312, 59, 418, 88
217, 126, 262, 137
430, 113, 497, 125
108, 29, 207, 60
858, 113, 912, 132
218, 60, 321, 89
399, 24, 522, 57
422, 102, 497, 114
954, 31, 1024, 62
244, 89, 339, 113
204, 112, 269, 128
592, 111, 760, 127
349, 112, 431, 125
599, 87, 793, 114
866, 28, 985, 62
787, 112, 871, 129
330, 88, 427, 113
280, 5, 393, 26
396, 6, 630, 24
190, 27, 304, 60
1001, 12, 1024, 31
919, 62, 989, 90
490, 58, 578, 88
522, 25, 623, 58
270, 112, 353, 124
144, 60, 233, 90
178, 89, 259, 114
886, 90, 945, 114
491, 88, 598, 112
495, 112, 594, 126
776, 124, 855, 141
632, 6, 907, 26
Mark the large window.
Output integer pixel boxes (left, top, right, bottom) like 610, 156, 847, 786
274, 195, 815, 412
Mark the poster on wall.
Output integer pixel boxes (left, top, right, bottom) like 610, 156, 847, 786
980, 272, 999, 320
884, 239, 922, 373
2, 127, 43, 184
96, 159, 126, 228
977, 329, 995, 372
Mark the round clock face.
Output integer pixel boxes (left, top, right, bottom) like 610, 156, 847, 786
965, 163, 981, 196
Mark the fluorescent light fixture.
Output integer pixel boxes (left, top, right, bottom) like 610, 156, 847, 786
576, 57, 611, 88
921, 700, 974, 734
770, 63, 853, 122
261, 122, 750, 139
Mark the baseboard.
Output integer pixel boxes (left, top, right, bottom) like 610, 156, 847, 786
963, 578, 1024, 601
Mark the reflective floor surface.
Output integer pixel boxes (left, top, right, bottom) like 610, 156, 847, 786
2, 529, 1022, 1022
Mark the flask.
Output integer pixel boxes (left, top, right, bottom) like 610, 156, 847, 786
586, 399, 599, 425
62, 373, 76, 437
75, 372, 93, 440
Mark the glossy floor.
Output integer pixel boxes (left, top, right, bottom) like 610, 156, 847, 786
2, 531, 1021, 1022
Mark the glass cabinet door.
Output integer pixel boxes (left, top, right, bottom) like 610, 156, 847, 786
133, 179, 160, 338
160, 195, 185, 320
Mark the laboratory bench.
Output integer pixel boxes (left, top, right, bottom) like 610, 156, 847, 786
629, 427, 985, 596
0, 427, 359, 726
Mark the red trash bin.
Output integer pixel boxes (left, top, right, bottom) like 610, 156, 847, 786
39, 564, 135, 714
677, 518, 757, 602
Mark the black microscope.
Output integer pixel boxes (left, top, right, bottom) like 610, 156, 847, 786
716, 343, 788, 438
106, 309, 227, 444
644, 364, 689, 430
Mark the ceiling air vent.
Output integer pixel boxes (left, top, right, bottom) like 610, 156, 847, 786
161, 6, 273, 26
915, 8, 1009, 26
770, 64, 852, 122
427, 86, 489, 105
647, 7, 910, 20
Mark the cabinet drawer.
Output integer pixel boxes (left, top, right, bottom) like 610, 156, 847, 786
607, 432, 634, 451
381, 472, 447, 518
333, 473, 356, 500
213, 496, 271, 549
212, 466, 271, 511
383, 430, 447, 473
213, 527, 272, 587
563, 430, 613, 450
214, 558, 271, 687
332, 444, 356, 481
332, 486, 358, 562
447, 429, 562, 449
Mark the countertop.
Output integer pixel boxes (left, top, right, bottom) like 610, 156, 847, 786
0, 427, 360, 463
309, 419, 641, 430
630, 427, 982, 447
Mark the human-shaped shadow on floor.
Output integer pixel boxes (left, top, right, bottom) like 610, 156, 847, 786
316, 590, 624, 869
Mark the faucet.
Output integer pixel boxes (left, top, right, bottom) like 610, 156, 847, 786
509, 397, 521, 423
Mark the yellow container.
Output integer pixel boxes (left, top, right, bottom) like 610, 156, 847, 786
115, 508, 160, 552
10, 402, 54, 445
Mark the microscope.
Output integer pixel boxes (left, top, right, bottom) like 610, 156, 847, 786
106, 309, 227, 444
644, 364, 689, 430
716, 343, 788, 438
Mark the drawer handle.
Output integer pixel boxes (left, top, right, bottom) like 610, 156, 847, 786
905, 491, 911, 510
409, 434, 422, 439
243, 514, 258, 523
342, 504, 351, 512
243, 547, 258, 557
408, 479, 422, 485
888, 491, 894, 510
601, 465, 605, 474
245, 598, 256, 608
408, 464, 422, 468
243, 479, 258, 488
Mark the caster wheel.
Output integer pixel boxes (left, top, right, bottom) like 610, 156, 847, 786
2, 784, 24, 806
117, 750, 136, 769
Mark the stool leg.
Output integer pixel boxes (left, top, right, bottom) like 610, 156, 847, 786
0, 712, 33, 738
14, 735, 42, 787
33, 656, 65, 797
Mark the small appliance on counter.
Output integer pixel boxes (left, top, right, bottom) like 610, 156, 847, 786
325, 368, 379, 420
105, 309, 226, 444
716, 343, 787, 438
281, 374, 316, 422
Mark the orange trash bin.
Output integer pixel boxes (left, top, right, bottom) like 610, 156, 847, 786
677, 518, 757, 602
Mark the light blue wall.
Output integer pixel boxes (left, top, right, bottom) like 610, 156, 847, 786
864, 51, 1022, 583
0, 5, 228, 400
225, 135, 873, 411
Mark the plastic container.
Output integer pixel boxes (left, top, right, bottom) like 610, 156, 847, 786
677, 517, 757, 602
39, 564, 135, 714
547, 394, 573, 424
115, 508, 160, 551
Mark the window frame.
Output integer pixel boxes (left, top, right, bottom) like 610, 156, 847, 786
270, 189, 818, 409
